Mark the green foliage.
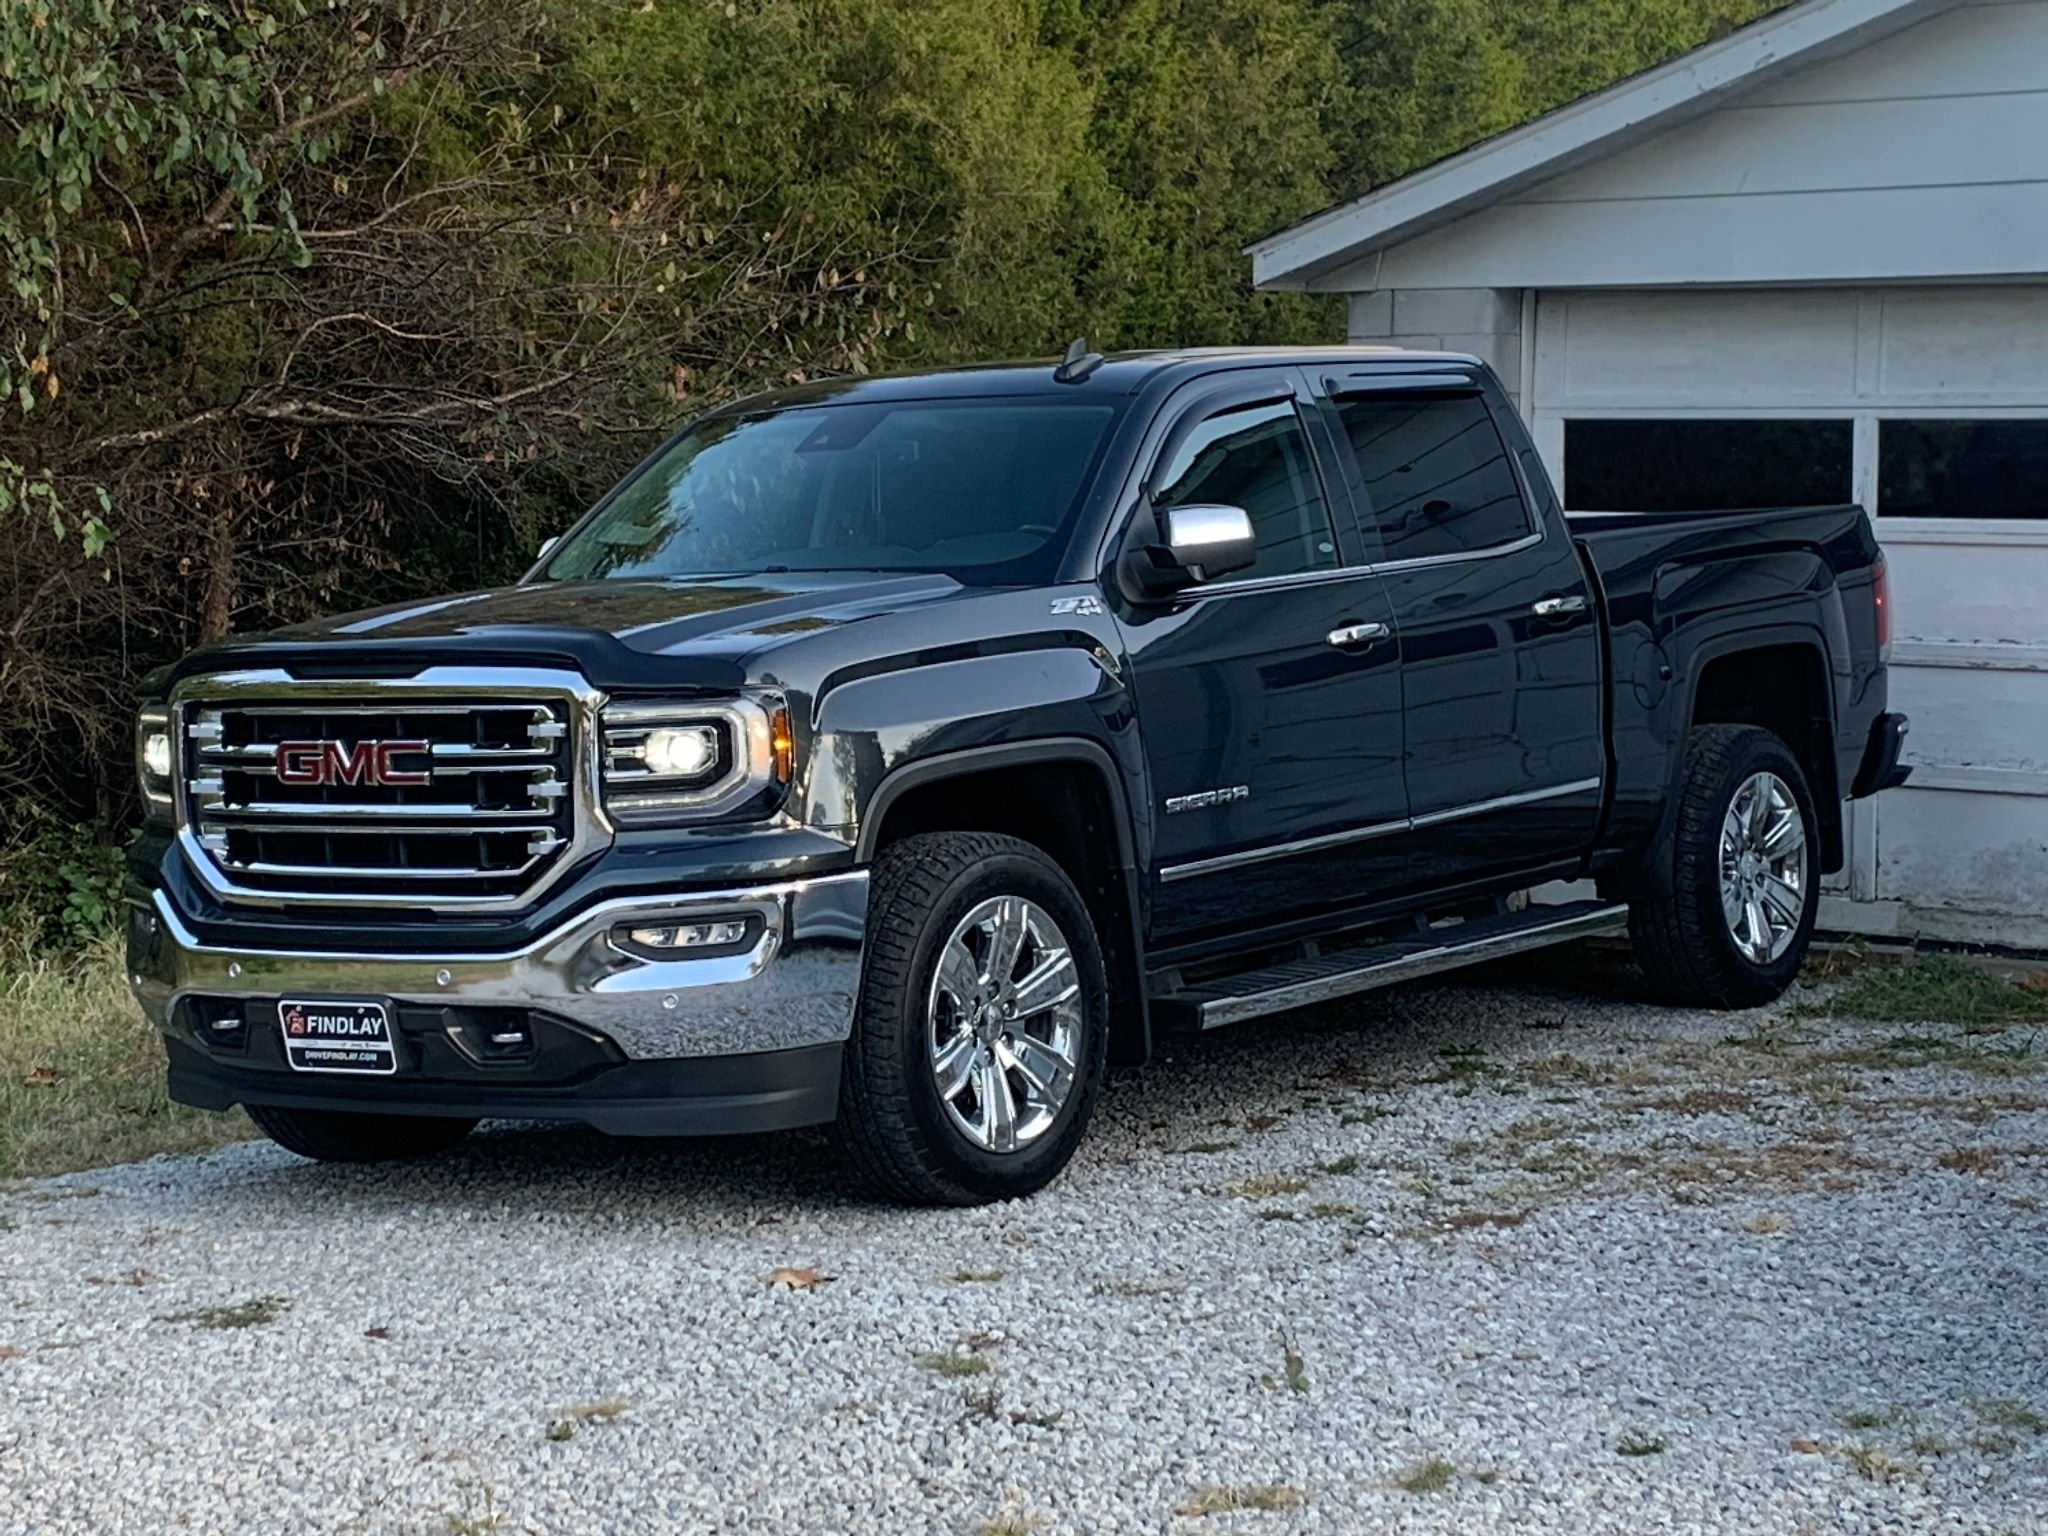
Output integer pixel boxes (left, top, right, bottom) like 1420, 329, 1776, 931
1334, 0, 1786, 193
0, 805, 124, 951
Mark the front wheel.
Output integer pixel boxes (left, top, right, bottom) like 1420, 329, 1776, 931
1629, 724, 1820, 1008
246, 1104, 478, 1163
836, 831, 1109, 1205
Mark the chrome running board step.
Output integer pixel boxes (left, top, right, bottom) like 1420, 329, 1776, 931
1154, 901, 1629, 1031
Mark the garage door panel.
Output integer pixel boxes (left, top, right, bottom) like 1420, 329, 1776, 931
1536, 290, 1862, 408
1878, 289, 2048, 403
1883, 539, 2048, 646
1878, 785, 2048, 915
1889, 658, 2048, 775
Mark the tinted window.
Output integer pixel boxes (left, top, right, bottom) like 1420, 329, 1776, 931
1152, 400, 1338, 581
1565, 419, 1853, 512
1338, 394, 1529, 560
543, 398, 1120, 586
1879, 419, 2048, 519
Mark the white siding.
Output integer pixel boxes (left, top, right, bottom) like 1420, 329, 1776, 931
1531, 285, 2048, 949
1316, 2, 2048, 293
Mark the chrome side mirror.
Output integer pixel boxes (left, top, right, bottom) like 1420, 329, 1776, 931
1126, 504, 1256, 596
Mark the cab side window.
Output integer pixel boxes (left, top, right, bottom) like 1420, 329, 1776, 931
1152, 400, 1339, 582
1336, 393, 1531, 561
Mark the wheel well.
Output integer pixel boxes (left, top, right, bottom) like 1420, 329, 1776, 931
866, 758, 1148, 1065
1690, 644, 1843, 871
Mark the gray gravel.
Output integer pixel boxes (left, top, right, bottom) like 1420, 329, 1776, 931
4, 950, 2046, 1535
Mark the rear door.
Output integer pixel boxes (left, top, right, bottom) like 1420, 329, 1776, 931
1117, 368, 1408, 943
1319, 372, 1605, 887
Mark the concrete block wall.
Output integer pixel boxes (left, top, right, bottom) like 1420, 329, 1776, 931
1345, 287, 1525, 408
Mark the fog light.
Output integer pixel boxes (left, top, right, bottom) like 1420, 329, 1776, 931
142, 730, 173, 780
642, 725, 719, 779
622, 919, 751, 952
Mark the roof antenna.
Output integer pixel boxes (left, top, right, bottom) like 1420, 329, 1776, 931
1053, 337, 1104, 384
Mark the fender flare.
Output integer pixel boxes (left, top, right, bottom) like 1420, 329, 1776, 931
1665, 621, 1844, 867
855, 737, 1138, 869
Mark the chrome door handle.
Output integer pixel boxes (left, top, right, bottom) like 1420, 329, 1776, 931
1531, 594, 1587, 619
1327, 621, 1390, 650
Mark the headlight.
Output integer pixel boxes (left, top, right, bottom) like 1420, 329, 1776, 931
136, 707, 175, 812
600, 697, 792, 823
642, 724, 720, 780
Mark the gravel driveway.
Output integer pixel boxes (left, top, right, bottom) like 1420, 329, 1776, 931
4, 951, 2045, 1535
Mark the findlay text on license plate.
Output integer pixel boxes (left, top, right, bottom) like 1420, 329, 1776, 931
278, 998, 397, 1075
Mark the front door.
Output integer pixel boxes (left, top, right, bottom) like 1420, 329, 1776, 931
1117, 372, 1408, 944
1323, 380, 1604, 888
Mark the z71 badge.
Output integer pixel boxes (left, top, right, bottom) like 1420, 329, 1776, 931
1165, 785, 1250, 814
1049, 595, 1104, 616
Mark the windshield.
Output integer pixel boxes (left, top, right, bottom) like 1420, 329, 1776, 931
541, 396, 1122, 586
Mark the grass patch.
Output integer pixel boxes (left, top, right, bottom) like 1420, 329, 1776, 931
1842, 1408, 1897, 1432
917, 1351, 992, 1379
440, 1486, 505, 1536
1841, 1444, 1915, 1484
1975, 1399, 2047, 1432
1, 939, 250, 1179
1421, 1044, 1491, 1086
977, 1511, 1042, 1536
1799, 956, 2048, 1028
1177, 1484, 1304, 1516
1223, 1172, 1312, 1200
160, 1294, 290, 1330
948, 1269, 1004, 1284
1257, 1340, 1308, 1395
1317, 1155, 1361, 1175
1938, 1148, 2004, 1176
1617, 1432, 1667, 1457
1092, 1276, 1181, 1298
1395, 1456, 1456, 1494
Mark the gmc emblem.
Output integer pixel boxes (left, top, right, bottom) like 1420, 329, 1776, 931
275, 739, 431, 787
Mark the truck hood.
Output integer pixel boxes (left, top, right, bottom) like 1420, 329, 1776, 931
261, 571, 971, 657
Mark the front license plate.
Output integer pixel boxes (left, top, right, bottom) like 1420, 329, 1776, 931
279, 998, 397, 1075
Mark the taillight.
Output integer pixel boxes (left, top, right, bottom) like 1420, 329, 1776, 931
1872, 554, 1892, 659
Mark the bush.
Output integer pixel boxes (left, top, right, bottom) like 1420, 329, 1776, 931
0, 806, 125, 953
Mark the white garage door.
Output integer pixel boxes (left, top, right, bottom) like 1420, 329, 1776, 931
1530, 285, 2048, 950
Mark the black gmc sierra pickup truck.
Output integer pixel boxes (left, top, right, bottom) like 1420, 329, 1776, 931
127, 345, 1911, 1203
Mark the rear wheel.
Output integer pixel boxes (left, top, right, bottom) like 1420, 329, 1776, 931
246, 1104, 478, 1163
1629, 724, 1819, 1008
837, 831, 1108, 1205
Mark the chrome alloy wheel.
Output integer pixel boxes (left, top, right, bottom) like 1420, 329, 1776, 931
926, 896, 1084, 1154
1719, 770, 1809, 966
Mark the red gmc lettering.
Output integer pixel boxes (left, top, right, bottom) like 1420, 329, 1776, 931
274, 739, 431, 787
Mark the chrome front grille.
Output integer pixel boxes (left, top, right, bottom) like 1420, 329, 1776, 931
179, 682, 588, 906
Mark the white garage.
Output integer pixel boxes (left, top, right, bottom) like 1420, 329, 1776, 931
1251, 0, 2048, 950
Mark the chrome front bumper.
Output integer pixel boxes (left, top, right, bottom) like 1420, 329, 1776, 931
127, 871, 869, 1062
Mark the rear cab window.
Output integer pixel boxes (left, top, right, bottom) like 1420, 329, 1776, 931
1334, 393, 1532, 561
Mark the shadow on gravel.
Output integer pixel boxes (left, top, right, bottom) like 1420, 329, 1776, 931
196, 941, 1671, 1215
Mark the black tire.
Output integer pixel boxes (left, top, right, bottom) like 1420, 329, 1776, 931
1629, 724, 1821, 1009
836, 831, 1109, 1206
245, 1104, 478, 1163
